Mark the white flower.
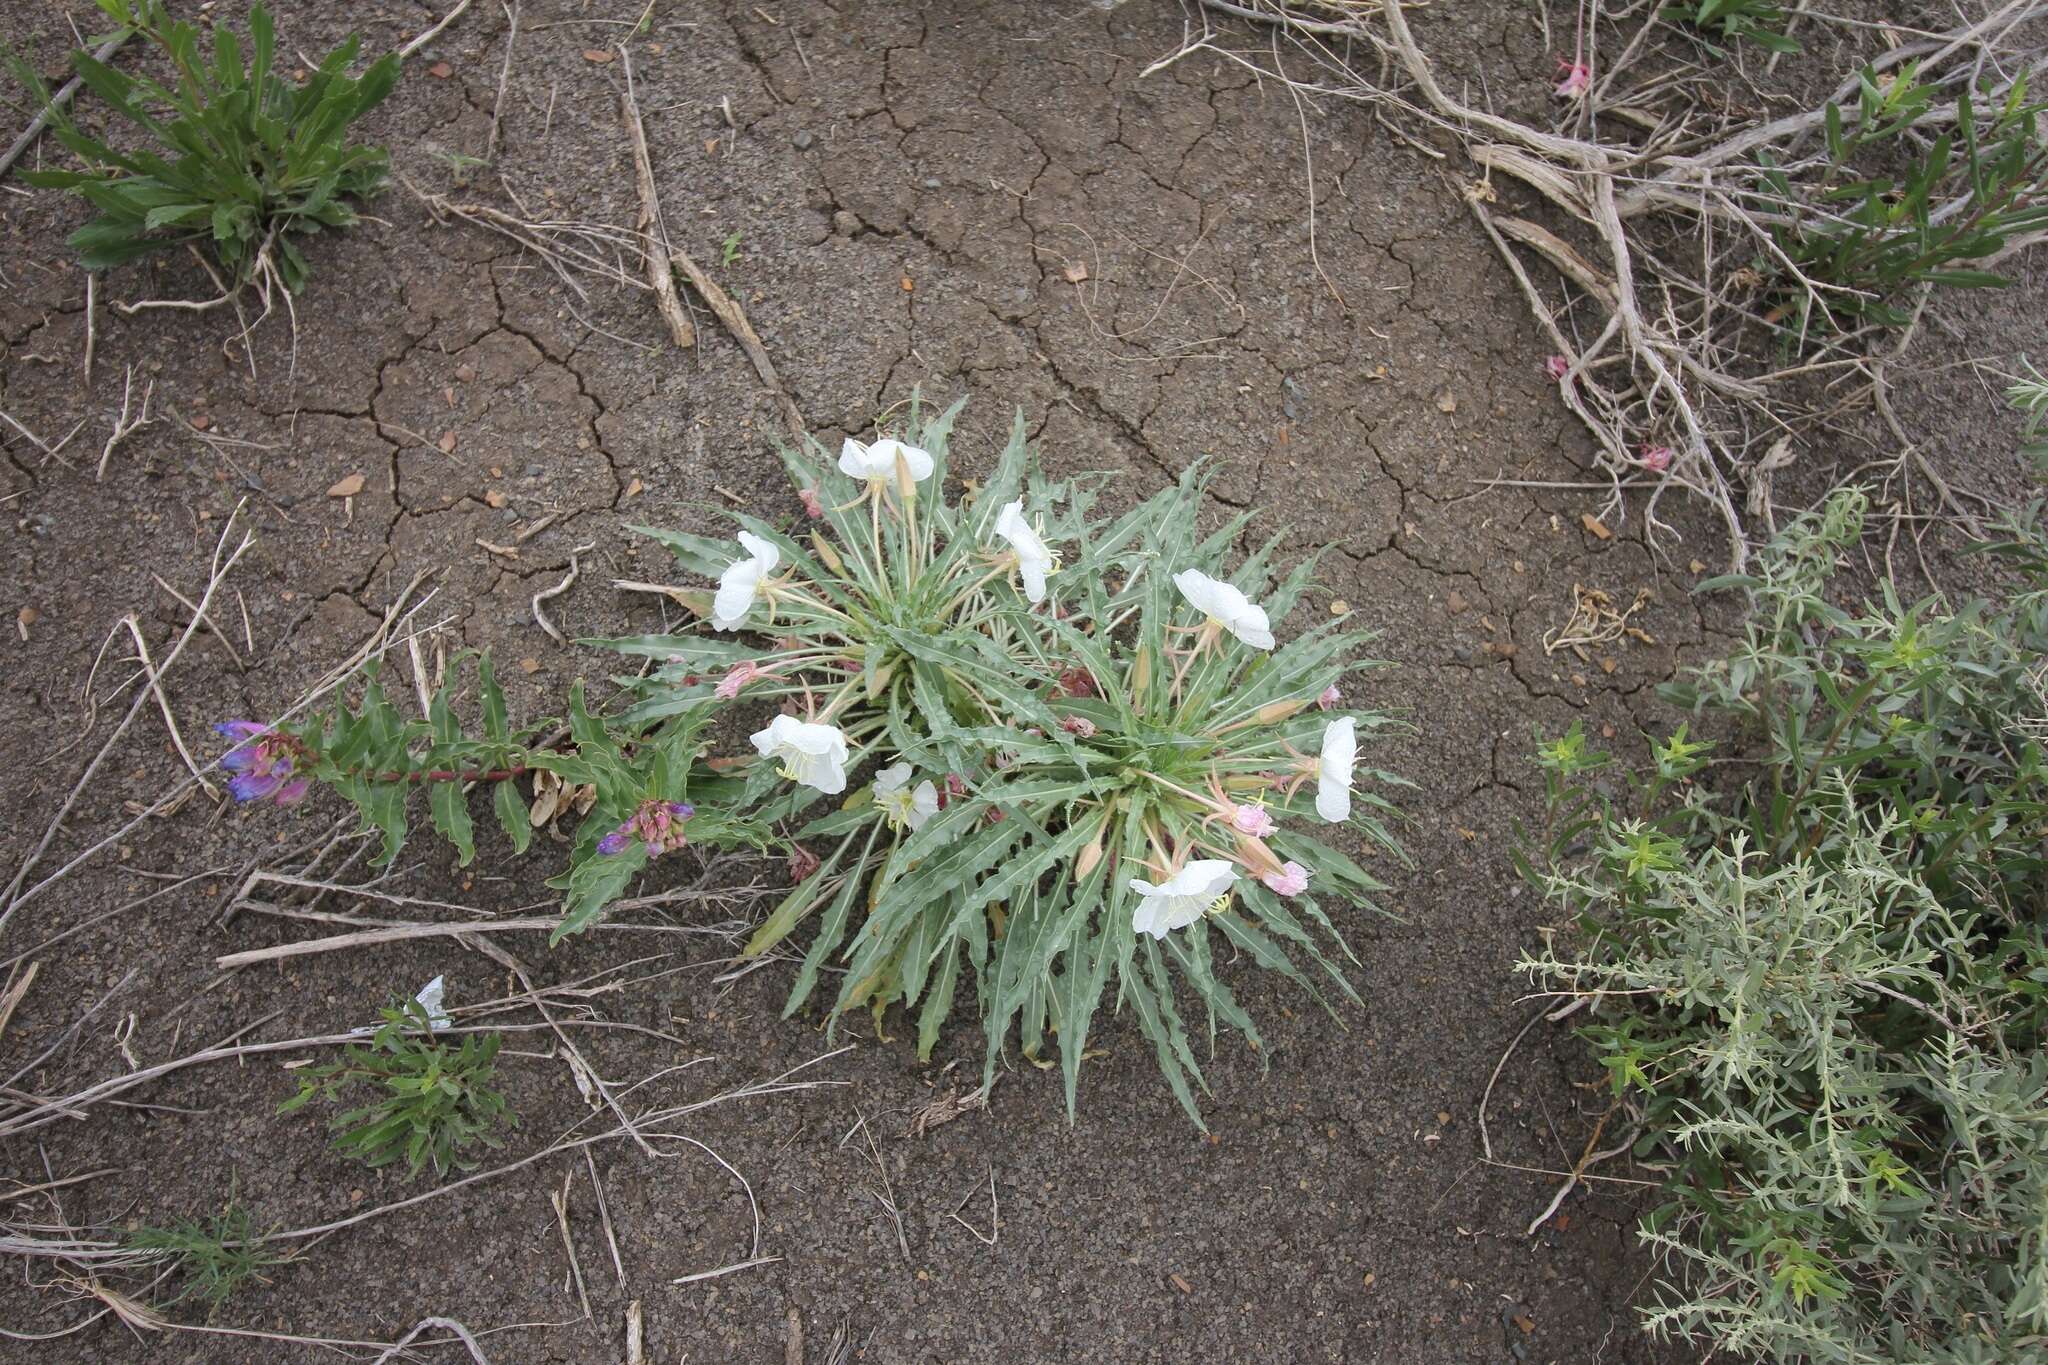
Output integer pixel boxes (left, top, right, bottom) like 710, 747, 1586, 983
1128, 859, 1238, 939
751, 715, 850, 794
838, 437, 934, 486
1173, 569, 1275, 650
994, 499, 1057, 604
1316, 716, 1356, 823
873, 761, 940, 831
352, 975, 451, 1035
712, 531, 780, 630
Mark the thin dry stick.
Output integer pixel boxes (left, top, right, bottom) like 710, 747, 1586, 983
1527, 1107, 1631, 1236
619, 47, 697, 348
95, 366, 155, 482
151, 573, 245, 669
1478, 996, 1590, 1163
531, 542, 596, 645
398, 0, 479, 59
551, 1171, 595, 1325
660, 233, 806, 443
82, 272, 95, 389
214, 917, 638, 967
488, 2, 520, 165
626, 1302, 648, 1365
582, 1147, 627, 1289
370, 1315, 493, 1365
0, 512, 253, 933
0, 963, 39, 1042
121, 615, 216, 800
0, 29, 136, 179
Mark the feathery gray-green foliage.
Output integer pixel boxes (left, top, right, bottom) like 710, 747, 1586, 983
1519, 488, 2048, 1363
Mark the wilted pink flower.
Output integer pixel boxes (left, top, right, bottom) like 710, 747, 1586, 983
1261, 861, 1312, 896
715, 660, 762, 699
1639, 444, 1674, 473
1316, 684, 1342, 711
787, 842, 821, 882
1554, 60, 1590, 99
799, 485, 824, 519
1059, 714, 1097, 738
217, 720, 311, 806
1054, 667, 1096, 700
597, 800, 695, 857
1229, 802, 1277, 838
1545, 354, 1572, 382
983, 807, 1008, 826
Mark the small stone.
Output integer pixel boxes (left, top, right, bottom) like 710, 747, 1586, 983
832, 210, 860, 237
455, 363, 477, 383
1446, 590, 1467, 614
923, 177, 941, 188
792, 129, 814, 150
524, 464, 543, 478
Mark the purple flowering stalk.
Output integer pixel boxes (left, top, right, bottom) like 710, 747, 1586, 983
216, 720, 312, 806
596, 800, 697, 858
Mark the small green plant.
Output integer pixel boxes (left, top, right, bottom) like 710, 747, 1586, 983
720, 228, 743, 265
2007, 355, 2048, 471
589, 402, 1407, 1119
1662, 0, 1799, 55
7, 0, 400, 291
281, 994, 515, 1177
1519, 489, 2048, 1362
127, 1200, 284, 1311
1758, 64, 2048, 332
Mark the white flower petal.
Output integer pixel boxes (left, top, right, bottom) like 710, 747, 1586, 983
751, 715, 850, 794
711, 533, 780, 630
1316, 716, 1356, 823
838, 437, 933, 484
1127, 860, 1238, 939
414, 975, 452, 1031
907, 780, 939, 830
873, 762, 912, 797
1173, 569, 1274, 650
995, 500, 1055, 604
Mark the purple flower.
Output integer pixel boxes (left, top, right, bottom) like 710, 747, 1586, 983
597, 799, 697, 858
1261, 861, 1312, 896
217, 720, 311, 806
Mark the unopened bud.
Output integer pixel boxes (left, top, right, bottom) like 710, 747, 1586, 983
894, 451, 918, 502
1130, 645, 1152, 696
811, 532, 845, 576
1254, 698, 1307, 725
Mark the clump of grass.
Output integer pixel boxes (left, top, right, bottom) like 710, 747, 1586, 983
6, 0, 400, 291
128, 1200, 284, 1311
280, 995, 515, 1178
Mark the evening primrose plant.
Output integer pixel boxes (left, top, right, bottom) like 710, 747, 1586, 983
218, 398, 1405, 1117
600, 398, 1407, 1118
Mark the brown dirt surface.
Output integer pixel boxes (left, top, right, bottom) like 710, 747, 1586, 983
0, 1, 2039, 1361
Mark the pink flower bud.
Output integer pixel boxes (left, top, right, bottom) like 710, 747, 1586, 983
1260, 861, 1312, 896
1317, 684, 1342, 711
799, 486, 825, 519
1229, 803, 1277, 837
1639, 444, 1674, 473
715, 660, 760, 700
1059, 714, 1097, 738
787, 843, 821, 882
1545, 354, 1572, 382
1554, 61, 1590, 99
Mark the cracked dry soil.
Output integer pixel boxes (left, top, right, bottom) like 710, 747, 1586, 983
1, 2, 2042, 1361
